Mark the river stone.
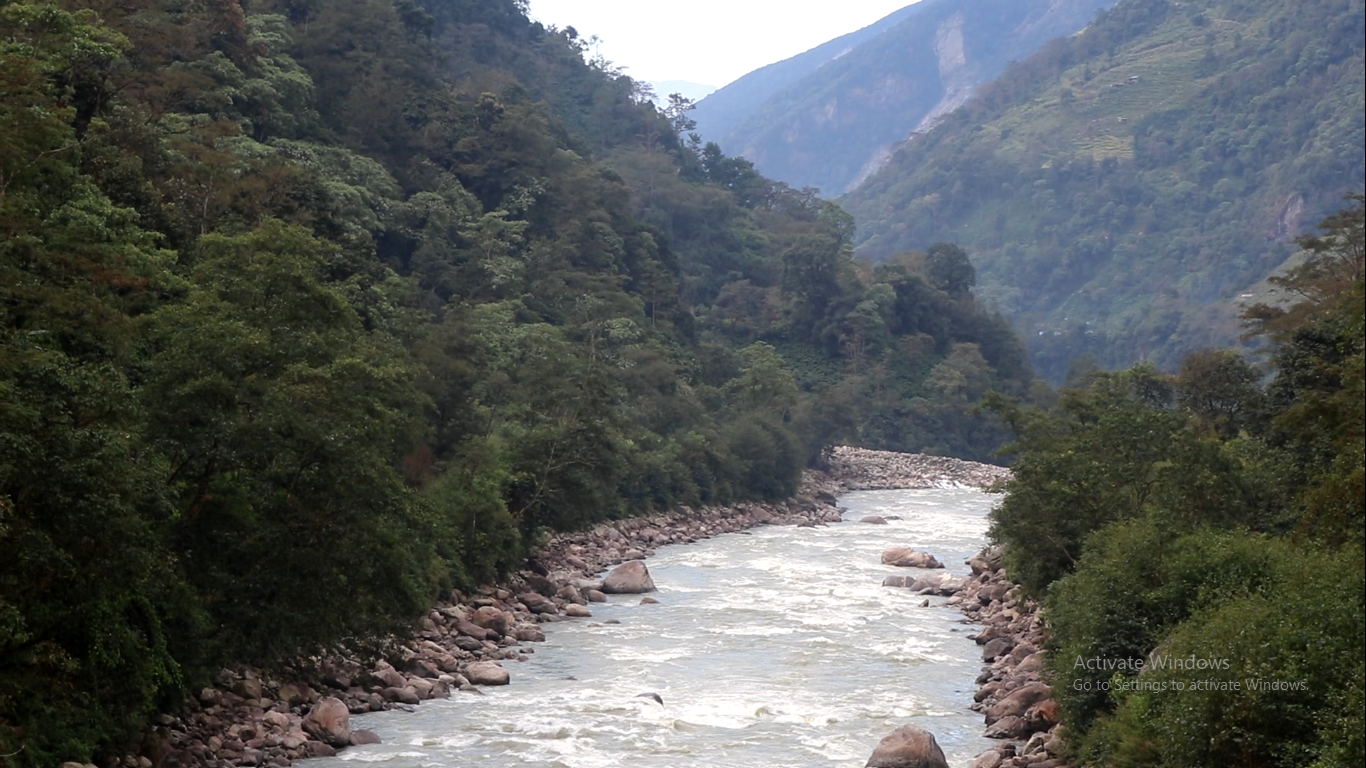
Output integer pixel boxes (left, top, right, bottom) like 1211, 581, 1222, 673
881, 546, 944, 569
970, 750, 1004, 768
372, 664, 406, 690
985, 682, 1052, 723
454, 617, 492, 640
562, 603, 592, 617
465, 661, 510, 686
301, 696, 351, 747
983, 714, 1028, 740
232, 676, 263, 700
519, 592, 557, 615
524, 574, 557, 597
982, 636, 1014, 662
349, 729, 382, 746
471, 606, 511, 635
276, 682, 311, 706
453, 635, 485, 651
864, 723, 949, 768
882, 575, 918, 588
601, 560, 656, 594
1024, 698, 1061, 731
860, 516, 889, 525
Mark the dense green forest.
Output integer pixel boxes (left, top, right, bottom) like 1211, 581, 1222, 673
846, 0, 1365, 382
986, 197, 1364, 767
0, 0, 1037, 762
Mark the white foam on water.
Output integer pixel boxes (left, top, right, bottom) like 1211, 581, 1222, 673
306, 487, 999, 768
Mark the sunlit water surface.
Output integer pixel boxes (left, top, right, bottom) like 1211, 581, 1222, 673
307, 488, 997, 768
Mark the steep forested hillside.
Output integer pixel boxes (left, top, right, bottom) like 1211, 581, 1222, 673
986, 196, 1363, 767
0, 0, 1035, 762
693, 0, 1115, 196
846, 0, 1365, 381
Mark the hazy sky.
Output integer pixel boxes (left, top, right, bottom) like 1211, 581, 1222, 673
527, 1, 923, 88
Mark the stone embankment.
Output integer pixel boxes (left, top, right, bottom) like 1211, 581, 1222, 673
100, 447, 1015, 768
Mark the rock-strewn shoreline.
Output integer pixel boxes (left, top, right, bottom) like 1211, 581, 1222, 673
953, 550, 1067, 768
84, 448, 1020, 768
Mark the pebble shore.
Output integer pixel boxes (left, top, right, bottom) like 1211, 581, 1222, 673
74, 447, 1049, 768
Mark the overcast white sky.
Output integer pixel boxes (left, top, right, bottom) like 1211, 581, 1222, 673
527, 1, 923, 89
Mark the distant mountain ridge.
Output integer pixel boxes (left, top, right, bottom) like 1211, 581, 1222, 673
689, 2, 930, 147
692, 0, 1117, 195
843, 0, 1366, 381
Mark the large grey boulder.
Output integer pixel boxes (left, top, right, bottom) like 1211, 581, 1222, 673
601, 560, 657, 594
865, 724, 949, 768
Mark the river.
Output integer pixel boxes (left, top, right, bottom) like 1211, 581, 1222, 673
308, 487, 998, 768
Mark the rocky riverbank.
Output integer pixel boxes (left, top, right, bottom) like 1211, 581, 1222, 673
86, 448, 1011, 768
813, 446, 1012, 494
950, 548, 1068, 768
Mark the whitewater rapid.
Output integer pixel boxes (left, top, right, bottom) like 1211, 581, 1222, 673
307, 487, 997, 767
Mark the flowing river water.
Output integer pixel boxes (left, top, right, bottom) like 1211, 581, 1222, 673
309, 487, 998, 768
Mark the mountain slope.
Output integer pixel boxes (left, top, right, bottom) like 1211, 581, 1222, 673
695, 0, 1115, 195
844, 0, 1366, 381
690, 2, 929, 145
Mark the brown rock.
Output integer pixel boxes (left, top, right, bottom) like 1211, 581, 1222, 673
984, 714, 1028, 739
864, 723, 949, 768
982, 636, 1015, 662
519, 592, 557, 615
860, 516, 889, 525
986, 682, 1052, 723
465, 661, 510, 686
471, 606, 511, 635
881, 547, 944, 569
1024, 699, 1060, 731
372, 663, 406, 690
454, 617, 492, 640
301, 697, 351, 748
970, 750, 1004, 768
349, 729, 381, 746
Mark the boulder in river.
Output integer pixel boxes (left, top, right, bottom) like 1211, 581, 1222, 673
465, 661, 511, 686
864, 723, 949, 768
601, 560, 656, 594
883, 573, 965, 595
301, 696, 351, 747
881, 546, 944, 569
860, 516, 889, 525
349, 729, 382, 746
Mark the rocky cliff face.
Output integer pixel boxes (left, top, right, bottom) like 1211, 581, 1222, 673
692, 0, 1116, 196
